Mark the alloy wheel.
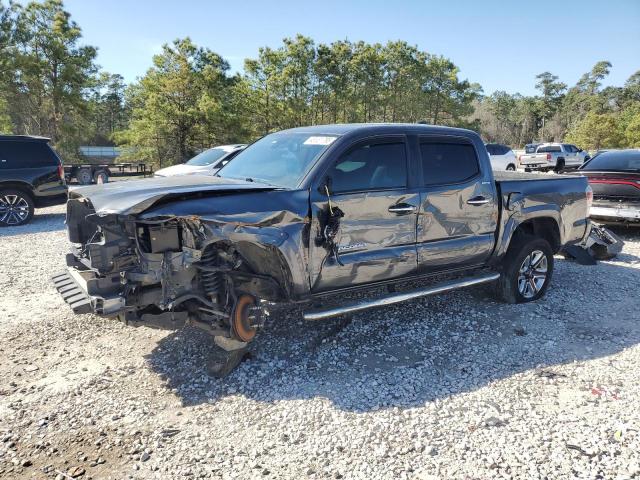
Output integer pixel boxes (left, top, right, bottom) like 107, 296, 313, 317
517, 250, 548, 299
0, 194, 31, 225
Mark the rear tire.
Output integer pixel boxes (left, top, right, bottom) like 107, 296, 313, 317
506, 164, 516, 171
94, 169, 109, 184
497, 235, 554, 304
554, 159, 565, 173
0, 189, 35, 226
77, 167, 93, 185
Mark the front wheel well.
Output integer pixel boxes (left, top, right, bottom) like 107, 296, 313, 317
511, 217, 561, 253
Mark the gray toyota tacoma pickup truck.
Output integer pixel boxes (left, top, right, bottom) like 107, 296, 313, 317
54, 124, 592, 375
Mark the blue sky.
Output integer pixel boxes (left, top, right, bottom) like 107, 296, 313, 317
59, 0, 639, 95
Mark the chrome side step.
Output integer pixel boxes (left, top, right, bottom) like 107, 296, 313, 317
303, 272, 500, 321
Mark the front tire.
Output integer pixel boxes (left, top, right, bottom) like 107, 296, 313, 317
497, 235, 554, 304
506, 164, 516, 171
0, 189, 35, 227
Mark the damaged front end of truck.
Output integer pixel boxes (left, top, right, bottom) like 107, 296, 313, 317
53, 178, 309, 375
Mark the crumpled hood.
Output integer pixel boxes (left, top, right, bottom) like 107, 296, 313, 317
69, 175, 277, 215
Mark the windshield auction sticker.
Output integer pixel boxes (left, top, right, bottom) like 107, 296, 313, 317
303, 136, 337, 146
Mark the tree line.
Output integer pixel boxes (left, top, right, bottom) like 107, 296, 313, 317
1, 0, 639, 168
475, 64, 640, 150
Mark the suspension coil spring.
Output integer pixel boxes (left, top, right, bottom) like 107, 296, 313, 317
199, 248, 223, 297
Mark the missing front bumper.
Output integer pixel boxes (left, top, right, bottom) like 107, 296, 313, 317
52, 268, 125, 315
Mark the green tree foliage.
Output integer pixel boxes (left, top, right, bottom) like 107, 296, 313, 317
8, 0, 98, 157
474, 63, 640, 149
87, 72, 128, 144
116, 38, 244, 167
565, 111, 621, 150
241, 36, 480, 135
0, 0, 637, 162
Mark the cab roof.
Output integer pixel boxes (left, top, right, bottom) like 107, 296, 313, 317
0, 134, 51, 142
278, 123, 477, 137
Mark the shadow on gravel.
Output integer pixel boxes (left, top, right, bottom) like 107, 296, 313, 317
146, 257, 640, 412
0, 212, 65, 237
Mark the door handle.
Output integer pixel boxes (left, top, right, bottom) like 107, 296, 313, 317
388, 204, 417, 214
467, 196, 490, 205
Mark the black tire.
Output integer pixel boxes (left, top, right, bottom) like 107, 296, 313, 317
0, 188, 35, 227
506, 164, 516, 171
554, 159, 565, 173
77, 167, 93, 185
93, 169, 109, 184
496, 235, 554, 304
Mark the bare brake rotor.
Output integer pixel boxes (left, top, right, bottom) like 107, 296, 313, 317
230, 294, 262, 342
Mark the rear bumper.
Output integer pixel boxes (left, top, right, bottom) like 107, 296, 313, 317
52, 267, 125, 316
522, 163, 551, 171
590, 204, 640, 224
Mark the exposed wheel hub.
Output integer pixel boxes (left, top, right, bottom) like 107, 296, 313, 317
230, 294, 264, 342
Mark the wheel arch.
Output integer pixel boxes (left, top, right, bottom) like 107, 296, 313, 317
510, 217, 561, 253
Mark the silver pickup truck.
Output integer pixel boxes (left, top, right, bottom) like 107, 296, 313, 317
519, 143, 590, 172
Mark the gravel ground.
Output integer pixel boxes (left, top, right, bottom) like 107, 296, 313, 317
1, 204, 639, 480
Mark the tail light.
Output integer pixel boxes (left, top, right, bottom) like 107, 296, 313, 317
588, 178, 640, 189
58, 163, 64, 181
546, 153, 552, 161
586, 185, 593, 213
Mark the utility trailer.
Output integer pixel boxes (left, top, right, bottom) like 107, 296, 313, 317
64, 162, 152, 185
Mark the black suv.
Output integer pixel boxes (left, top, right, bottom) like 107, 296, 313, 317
0, 135, 67, 226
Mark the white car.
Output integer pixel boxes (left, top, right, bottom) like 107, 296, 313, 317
154, 144, 246, 177
485, 143, 518, 171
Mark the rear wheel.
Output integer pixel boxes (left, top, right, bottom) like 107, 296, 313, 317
497, 235, 554, 303
94, 169, 109, 184
506, 164, 516, 171
554, 159, 565, 173
0, 189, 35, 226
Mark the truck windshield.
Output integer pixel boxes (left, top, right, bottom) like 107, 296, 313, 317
217, 132, 337, 188
186, 148, 228, 166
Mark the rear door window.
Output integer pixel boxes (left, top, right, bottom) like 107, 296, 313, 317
537, 145, 561, 153
420, 140, 480, 185
328, 141, 407, 194
0, 140, 58, 168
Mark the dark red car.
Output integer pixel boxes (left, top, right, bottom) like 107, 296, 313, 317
579, 149, 640, 226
